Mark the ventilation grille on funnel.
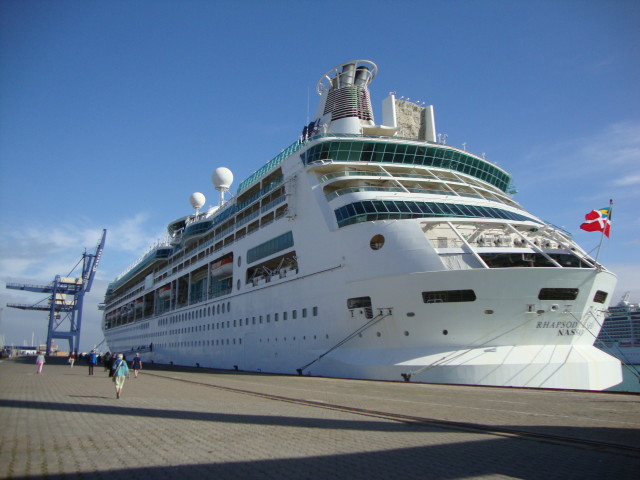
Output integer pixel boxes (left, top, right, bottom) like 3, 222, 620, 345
323, 86, 373, 121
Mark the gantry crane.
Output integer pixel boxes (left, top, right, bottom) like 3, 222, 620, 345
6, 229, 107, 355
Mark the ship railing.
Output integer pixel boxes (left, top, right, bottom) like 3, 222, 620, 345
111, 239, 173, 285
208, 287, 232, 299
260, 195, 286, 213
325, 186, 457, 201
235, 210, 260, 229
319, 170, 392, 182
429, 237, 466, 249
455, 192, 485, 199
235, 176, 284, 214
237, 140, 304, 194
111, 195, 289, 302
319, 170, 464, 183
178, 195, 286, 261
184, 211, 207, 226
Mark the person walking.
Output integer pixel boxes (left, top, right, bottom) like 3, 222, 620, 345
36, 353, 45, 374
88, 350, 97, 375
68, 352, 76, 368
131, 353, 142, 378
102, 352, 112, 373
108, 353, 116, 377
112, 353, 129, 399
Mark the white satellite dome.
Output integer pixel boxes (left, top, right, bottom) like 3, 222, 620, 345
212, 167, 234, 191
189, 192, 206, 210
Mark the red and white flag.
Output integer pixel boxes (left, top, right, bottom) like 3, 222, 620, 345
580, 206, 611, 237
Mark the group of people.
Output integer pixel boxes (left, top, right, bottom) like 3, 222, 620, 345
35, 350, 143, 399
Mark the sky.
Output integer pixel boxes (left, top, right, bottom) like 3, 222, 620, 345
1, 0, 638, 352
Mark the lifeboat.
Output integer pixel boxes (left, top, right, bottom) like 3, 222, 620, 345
191, 270, 208, 283
159, 285, 172, 299
210, 257, 233, 278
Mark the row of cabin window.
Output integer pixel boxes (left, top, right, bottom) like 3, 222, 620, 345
162, 306, 320, 333
162, 338, 243, 348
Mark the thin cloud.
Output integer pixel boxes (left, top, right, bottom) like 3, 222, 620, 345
515, 120, 640, 207
0, 212, 162, 282
612, 173, 640, 187
581, 121, 640, 167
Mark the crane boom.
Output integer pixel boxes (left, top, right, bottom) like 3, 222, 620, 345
5, 229, 107, 354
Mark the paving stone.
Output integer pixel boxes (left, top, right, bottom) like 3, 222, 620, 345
0, 356, 638, 479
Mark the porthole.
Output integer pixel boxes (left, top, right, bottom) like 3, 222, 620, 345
443, 329, 448, 335
237, 256, 242, 267
370, 234, 385, 250
404, 331, 409, 336
376, 332, 381, 337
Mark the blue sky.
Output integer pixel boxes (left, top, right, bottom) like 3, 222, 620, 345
1, 0, 638, 351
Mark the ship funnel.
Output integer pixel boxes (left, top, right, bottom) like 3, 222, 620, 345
354, 66, 372, 87
315, 60, 377, 134
339, 63, 356, 87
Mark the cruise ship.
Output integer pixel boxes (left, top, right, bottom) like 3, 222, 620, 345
102, 60, 622, 390
595, 293, 640, 365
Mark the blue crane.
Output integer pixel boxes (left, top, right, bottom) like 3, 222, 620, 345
6, 229, 107, 355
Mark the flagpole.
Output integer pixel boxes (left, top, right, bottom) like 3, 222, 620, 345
594, 199, 613, 262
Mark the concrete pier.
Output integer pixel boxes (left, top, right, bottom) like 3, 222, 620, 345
1, 356, 638, 479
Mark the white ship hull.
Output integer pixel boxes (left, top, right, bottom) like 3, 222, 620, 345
103, 60, 622, 390
105, 241, 620, 389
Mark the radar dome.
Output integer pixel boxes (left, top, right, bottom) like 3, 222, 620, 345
189, 192, 206, 210
212, 167, 233, 191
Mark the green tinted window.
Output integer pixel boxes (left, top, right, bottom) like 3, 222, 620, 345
334, 201, 538, 228
247, 231, 294, 264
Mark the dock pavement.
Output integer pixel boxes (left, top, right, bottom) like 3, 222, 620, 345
1, 355, 639, 479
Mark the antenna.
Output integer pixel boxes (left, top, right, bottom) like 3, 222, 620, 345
211, 167, 234, 206
306, 86, 310, 125
189, 192, 206, 213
